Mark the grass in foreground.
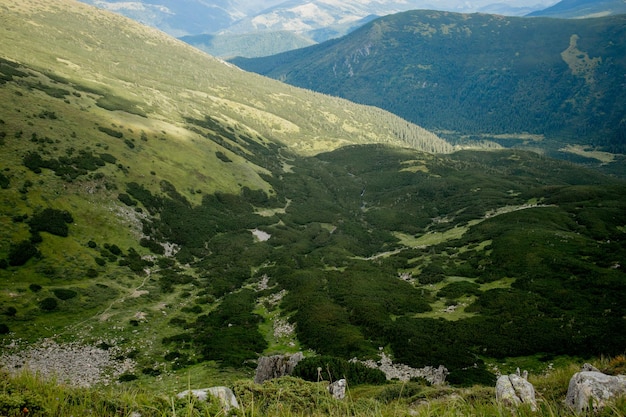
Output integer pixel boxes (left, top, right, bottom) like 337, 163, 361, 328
2, 365, 626, 417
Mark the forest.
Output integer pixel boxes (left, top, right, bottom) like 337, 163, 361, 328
232, 11, 626, 156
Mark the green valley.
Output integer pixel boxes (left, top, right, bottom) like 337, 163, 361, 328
0, 1, 625, 416
232, 10, 626, 172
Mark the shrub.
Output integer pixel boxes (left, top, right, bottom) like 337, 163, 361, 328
117, 374, 137, 382
293, 356, 387, 386
29, 208, 73, 237
99, 153, 116, 164
0, 324, 8, 334
215, 151, 232, 162
97, 126, 123, 138
141, 368, 161, 376
447, 367, 497, 387
29, 283, 42, 292
139, 238, 164, 255
22, 151, 44, 173
3, 307, 17, 317
0, 172, 9, 189
117, 193, 137, 206
39, 298, 58, 311
106, 244, 122, 256
8, 240, 40, 266
52, 288, 77, 300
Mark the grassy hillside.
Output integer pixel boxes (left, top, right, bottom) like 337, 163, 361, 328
231, 11, 626, 167
0, 0, 625, 412
0, 1, 448, 157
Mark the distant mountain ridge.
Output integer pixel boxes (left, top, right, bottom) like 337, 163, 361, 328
232, 10, 626, 163
78, 0, 560, 57
78, 0, 285, 37
527, 0, 626, 18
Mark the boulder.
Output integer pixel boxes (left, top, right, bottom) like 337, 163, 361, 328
328, 378, 347, 400
254, 352, 304, 383
565, 370, 626, 413
176, 387, 239, 412
496, 370, 537, 411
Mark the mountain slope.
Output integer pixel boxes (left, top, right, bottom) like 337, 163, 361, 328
232, 11, 626, 164
1, 1, 446, 157
1, 0, 625, 389
528, 0, 626, 18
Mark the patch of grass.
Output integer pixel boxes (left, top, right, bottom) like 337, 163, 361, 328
394, 225, 471, 248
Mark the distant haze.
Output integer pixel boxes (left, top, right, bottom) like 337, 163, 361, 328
80, 0, 562, 37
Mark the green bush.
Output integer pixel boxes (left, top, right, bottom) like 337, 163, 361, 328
8, 240, 40, 266
39, 297, 58, 311
117, 193, 137, 206
117, 374, 138, 382
437, 281, 481, 299
293, 356, 387, 385
97, 126, 123, 138
0, 172, 9, 189
447, 366, 497, 387
28, 208, 74, 237
53, 288, 77, 300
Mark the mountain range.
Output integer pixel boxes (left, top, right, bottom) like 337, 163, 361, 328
528, 0, 626, 18
232, 10, 626, 175
79, 0, 561, 57
1, 0, 625, 399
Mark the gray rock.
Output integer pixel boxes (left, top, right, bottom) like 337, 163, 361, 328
565, 371, 626, 413
496, 371, 537, 411
581, 363, 601, 373
328, 378, 347, 400
254, 352, 304, 383
176, 387, 239, 411
355, 352, 448, 384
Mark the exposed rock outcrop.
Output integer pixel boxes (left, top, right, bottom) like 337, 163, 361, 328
328, 378, 347, 400
565, 369, 626, 413
254, 352, 304, 383
496, 369, 537, 411
0, 340, 135, 387
356, 352, 448, 385
177, 387, 239, 412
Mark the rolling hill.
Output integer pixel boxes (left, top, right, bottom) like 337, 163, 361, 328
1, 0, 625, 399
232, 10, 626, 170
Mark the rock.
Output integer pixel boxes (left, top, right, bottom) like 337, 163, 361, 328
496, 370, 537, 411
328, 378, 347, 400
565, 371, 626, 413
355, 352, 448, 384
176, 387, 239, 412
581, 363, 601, 373
254, 352, 304, 383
